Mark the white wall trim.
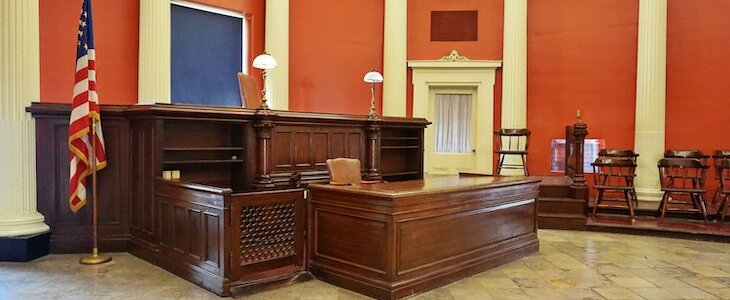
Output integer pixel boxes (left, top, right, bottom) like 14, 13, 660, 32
169, 1, 251, 76
383, 0, 408, 117
409, 59, 502, 175
171, 0, 244, 18
264, 0, 289, 110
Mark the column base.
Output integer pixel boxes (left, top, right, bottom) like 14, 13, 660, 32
0, 213, 51, 237
0, 231, 50, 262
636, 188, 663, 201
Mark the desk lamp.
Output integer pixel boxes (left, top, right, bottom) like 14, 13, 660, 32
363, 69, 383, 119
252, 53, 278, 109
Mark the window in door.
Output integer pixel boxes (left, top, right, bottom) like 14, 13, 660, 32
434, 94, 473, 153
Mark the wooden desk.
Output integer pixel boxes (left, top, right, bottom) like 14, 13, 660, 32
307, 176, 541, 300
27, 102, 428, 296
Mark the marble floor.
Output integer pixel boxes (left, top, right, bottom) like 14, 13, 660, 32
2, 230, 730, 300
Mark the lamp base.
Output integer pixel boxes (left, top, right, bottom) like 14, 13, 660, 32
79, 248, 112, 265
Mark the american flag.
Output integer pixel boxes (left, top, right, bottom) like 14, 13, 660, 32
69, 0, 106, 213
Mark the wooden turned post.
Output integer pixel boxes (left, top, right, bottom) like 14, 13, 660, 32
254, 109, 276, 189
565, 125, 575, 178
570, 119, 588, 188
364, 122, 382, 181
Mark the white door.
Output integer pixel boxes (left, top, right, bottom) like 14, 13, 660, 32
424, 89, 480, 175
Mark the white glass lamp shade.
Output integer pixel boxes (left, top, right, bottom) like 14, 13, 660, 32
363, 70, 383, 83
252, 53, 278, 70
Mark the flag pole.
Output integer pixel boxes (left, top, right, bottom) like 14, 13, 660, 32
80, 118, 112, 265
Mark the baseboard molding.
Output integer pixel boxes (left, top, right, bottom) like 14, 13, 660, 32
0, 231, 50, 262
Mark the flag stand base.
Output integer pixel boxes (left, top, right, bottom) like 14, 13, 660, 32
79, 247, 111, 265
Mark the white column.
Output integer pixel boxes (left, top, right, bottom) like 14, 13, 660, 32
382, 0, 407, 117
265, 0, 289, 110
634, 0, 667, 200
138, 0, 171, 104
499, 0, 527, 175
0, 0, 50, 237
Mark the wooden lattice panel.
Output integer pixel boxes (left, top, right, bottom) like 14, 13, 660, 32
240, 203, 297, 265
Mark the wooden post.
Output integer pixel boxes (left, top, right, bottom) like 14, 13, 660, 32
565, 125, 575, 179
570, 121, 588, 188
568, 113, 589, 204
364, 121, 382, 181
253, 109, 276, 189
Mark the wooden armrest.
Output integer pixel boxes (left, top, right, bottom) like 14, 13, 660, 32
360, 180, 380, 184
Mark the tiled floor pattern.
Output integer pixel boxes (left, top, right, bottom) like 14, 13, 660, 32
2, 230, 730, 299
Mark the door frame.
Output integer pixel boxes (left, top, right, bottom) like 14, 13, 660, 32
409, 59, 501, 175
426, 88, 478, 174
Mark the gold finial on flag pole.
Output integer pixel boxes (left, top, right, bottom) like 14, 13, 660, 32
576, 109, 582, 120
79, 119, 112, 265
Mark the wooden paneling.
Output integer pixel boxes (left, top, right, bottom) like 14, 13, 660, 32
397, 200, 534, 273
129, 119, 161, 248
273, 131, 292, 168
313, 132, 328, 167
271, 125, 366, 175
295, 132, 311, 167
155, 179, 229, 294
313, 210, 388, 274
33, 112, 130, 253
28, 103, 428, 296
308, 177, 540, 300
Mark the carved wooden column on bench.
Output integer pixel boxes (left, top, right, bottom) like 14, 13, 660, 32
364, 120, 382, 181
254, 109, 276, 189
566, 114, 589, 202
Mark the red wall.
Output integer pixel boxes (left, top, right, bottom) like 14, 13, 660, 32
39, 0, 265, 105
527, 0, 638, 176
407, 0, 503, 60
406, 0, 504, 121
289, 1, 384, 114
40, 0, 139, 104
667, 0, 730, 190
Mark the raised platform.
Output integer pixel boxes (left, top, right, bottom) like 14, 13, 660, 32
535, 176, 587, 231
533, 175, 730, 242
587, 199, 730, 242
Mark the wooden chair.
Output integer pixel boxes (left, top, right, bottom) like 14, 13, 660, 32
598, 149, 639, 162
657, 158, 709, 224
591, 157, 638, 222
715, 158, 730, 223
494, 129, 530, 176
237, 73, 260, 109
598, 149, 639, 204
664, 149, 709, 165
712, 150, 730, 204
325, 158, 379, 186
716, 159, 730, 223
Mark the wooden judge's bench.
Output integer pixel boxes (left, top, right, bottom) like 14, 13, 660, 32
28, 103, 539, 299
